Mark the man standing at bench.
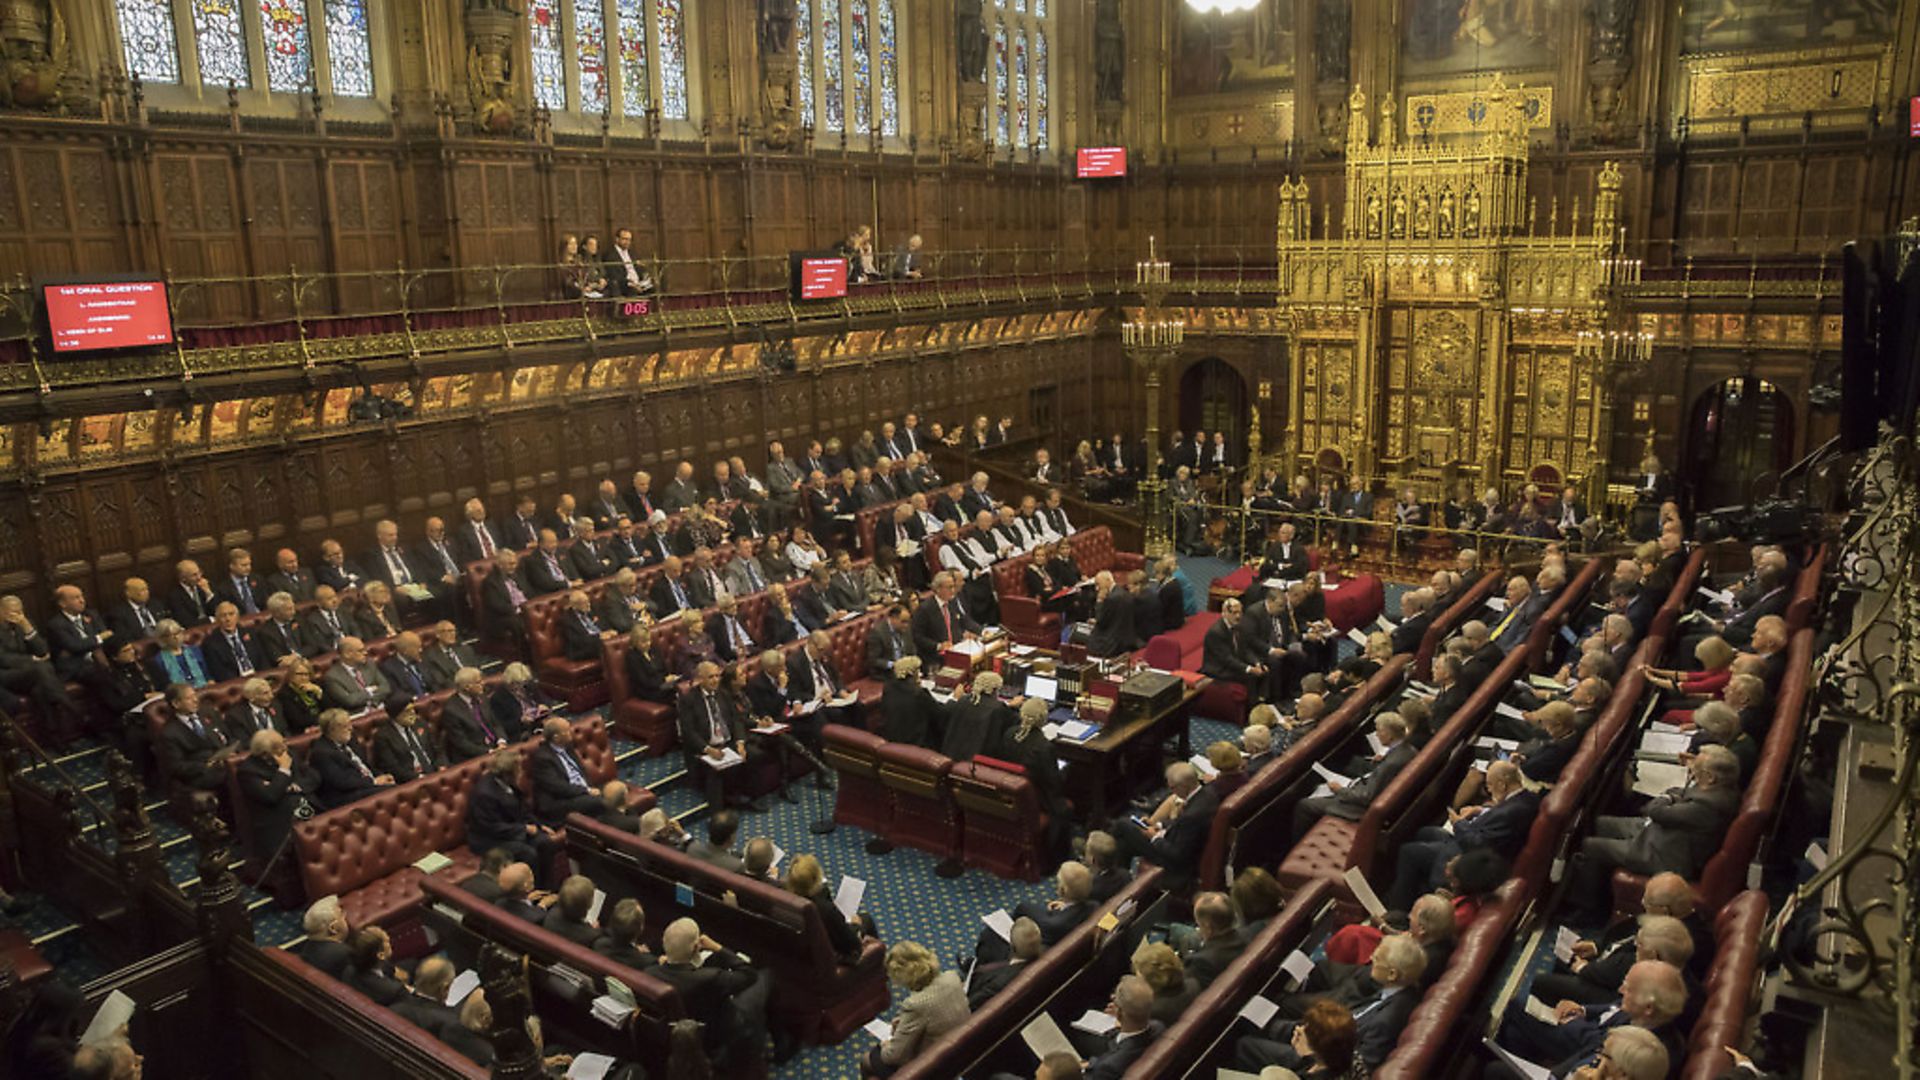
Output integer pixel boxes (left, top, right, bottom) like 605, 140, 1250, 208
466, 749, 563, 887
679, 661, 767, 813
530, 717, 610, 823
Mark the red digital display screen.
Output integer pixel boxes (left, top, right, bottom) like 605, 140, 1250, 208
44, 281, 174, 353
1912, 96, 1920, 137
1077, 147, 1127, 178
798, 258, 848, 300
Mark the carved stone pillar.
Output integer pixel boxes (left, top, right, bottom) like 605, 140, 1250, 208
462, 0, 519, 135
190, 808, 253, 954
480, 944, 543, 1078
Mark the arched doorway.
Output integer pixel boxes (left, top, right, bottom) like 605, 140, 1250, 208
1178, 358, 1248, 444
1685, 377, 1796, 509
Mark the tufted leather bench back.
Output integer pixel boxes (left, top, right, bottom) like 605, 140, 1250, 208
1414, 570, 1502, 681
1372, 878, 1529, 1079
262, 947, 490, 1079
947, 759, 1045, 881
1678, 890, 1770, 1080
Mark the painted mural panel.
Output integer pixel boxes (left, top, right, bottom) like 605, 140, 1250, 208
1681, 0, 1890, 53
1402, 0, 1557, 77
1172, 0, 1294, 96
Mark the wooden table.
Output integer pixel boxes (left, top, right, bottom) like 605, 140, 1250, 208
1052, 683, 1201, 823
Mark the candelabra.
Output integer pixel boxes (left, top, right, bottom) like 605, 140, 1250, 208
1122, 237, 1184, 559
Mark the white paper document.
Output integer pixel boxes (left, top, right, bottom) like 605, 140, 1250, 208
566, 1053, 618, 1080
1473, 736, 1520, 752
1280, 950, 1316, 987
1374, 615, 1399, 633
1494, 703, 1527, 721
1237, 994, 1280, 1028
1696, 586, 1735, 607
706, 747, 746, 770
1056, 720, 1097, 741
1042, 723, 1062, 741
834, 875, 866, 921
863, 1019, 893, 1042
1310, 761, 1350, 787
1806, 841, 1829, 870
1365, 731, 1386, 756
446, 969, 482, 1005
1309, 782, 1333, 798
1638, 732, 1693, 756
1190, 753, 1220, 780
1485, 597, 1510, 613
1072, 1009, 1121, 1036
81, 990, 135, 1048
1632, 761, 1690, 797
950, 639, 985, 656
1021, 1013, 1079, 1062
1347, 627, 1370, 647
587, 889, 607, 926
1553, 926, 1581, 965
1648, 721, 1685, 734
1482, 1038, 1555, 1080
1523, 995, 1560, 1023
982, 909, 1015, 941
1342, 866, 1388, 921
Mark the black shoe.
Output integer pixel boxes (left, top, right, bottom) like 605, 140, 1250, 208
778, 785, 798, 804
813, 772, 836, 790
772, 1028, 800, 1065
746, 797, 770, 813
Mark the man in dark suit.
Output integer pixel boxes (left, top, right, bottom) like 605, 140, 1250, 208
291, 897, 353, 978
263, 548, 318, 605
1258, 522, 1312, 583
104, 577, 164, 643
1531, 872, 1712, 1004
213, 548, 268, 616
593, 898, 657, 971
792, 571, 840, 631
1385, 760, 1540, 910
1178, 891, 1248, 988
454, 499, 507, 565
309, 708, 390, 809
377, 631, 435, 700
1110, 762, 1220, 879
910, 574, 981, 663
542, 875, 604, 946
528, 717, 608, 822
558, 590, 616, 662
1424, 654, 1472, 728
164, 560, 219, 626
931, 482, 967, 525
1080, 977, 1165, 1080
1199, 599, 1267, 693
1485, 960, 1689, 1079
1565, 746, 1741, 924
587, 480, 629, 531
972, 861, 1094, 965
1291, 711, 1417, 843
599, 518, 647, 574
159, 682, 234, 794
466, 753, 562, 885
493, 860, 557, 923
650, 916, 778, 1062
649, 556, 697, 617
234, 728, 317, 866
1388, 587, 1437, 656
687, 808, 748, 874
661, 461, 700, 513
221, 677, 289, 745
314, 539, 367, 593
565, 520, 611, 581
254, 593, 316, 663
1088, 572, 1138, 658
423, 621, 484, 690
866, 605, 912, 679
298, 586, 349, 655
497, 497, 541, 553
479, 550, 533, 649
322, 636, 393, 712
1335, 483, 1375, 557
46, 584, 114, 682
202, 602, 266, 683
678, 661, 764, 812
371, 699, 444, 784
1234, 933, 1426, 1073
597, 572, 651, 636
524, 530, 576, 596
391, 957, 463, 1034
443, 668, 511, 762
967, 916, 1043, 1009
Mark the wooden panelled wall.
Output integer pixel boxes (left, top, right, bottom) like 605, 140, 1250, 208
0, 339, 1114, 614
4, 120, 1915, 326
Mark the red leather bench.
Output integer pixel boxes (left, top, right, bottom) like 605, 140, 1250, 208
889, 867, 1167, 1080
823, 724, 891, 835
876, 741, 961, 859
1677, 889, 1771, 1080
1193, 657, 1411, 892
1371, 878, 1530, 1078
419, 876, 682, 1057
261, 948, 489, 1079
1119, 878, 1334, 1078
1610, 628, 1814, 917
1414, 570, 1503, 681
292, 715, 651, 933
949, 758, 1052, 881
563, 814, 889, 1043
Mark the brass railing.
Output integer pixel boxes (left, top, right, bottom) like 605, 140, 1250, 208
0, 245, 1841, 393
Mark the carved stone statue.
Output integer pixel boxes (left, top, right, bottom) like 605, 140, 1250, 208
1462, 186, 1482, 237
1095, 0, 1125, 104
1589, 0, 1635, 62
1314, 0, 1349, 84
464, 0, 519, 134
1437, 190, 1456, 238
760, 0, 795, 55
1365, 193, 1383, 239
0, 0, 72, 111
1389, 190, 1408, 238
957, 0, 989, 84
759, 0, 798, 148
1413, 190, 1432, 238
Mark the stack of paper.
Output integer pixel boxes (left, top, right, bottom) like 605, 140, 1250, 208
1472, 736, 1520, 753
1632, 760, 1689, 797
1020, 1014, 1078, 1062
1280, 950, 1315, 987
1529, 674, 1569, 693
1365, 731, 1386, 756
1346, 627, 1371, 647
567, 1052, 619, 1080
1056, 720, 1097, 741
706, 747, 746, 770
1637, 731, 1693, 757
1485, 596, 1509, 613
1493, 703, 1529, 722
863, 1019, 894, 1042
589, 995, 634, 1028
444, 970, 482, 1005
1522, 996, 1560, 1022
1071, 1010, 1119, 1036
1483, 1038, 1554, 1080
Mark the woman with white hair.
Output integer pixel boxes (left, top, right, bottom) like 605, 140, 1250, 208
862, 941, 969, 1076
487, 661, 558, 741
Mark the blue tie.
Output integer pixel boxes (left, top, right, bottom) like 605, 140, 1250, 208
559, 748, 587, 789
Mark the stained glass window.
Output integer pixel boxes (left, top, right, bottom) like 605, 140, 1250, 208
821, 2, 843, 132
576, 0, 609, 113
1034, 0, 1044, 15
656, 0, 687, 120
116, 0, 180, 84
615, 0, 649, 115
796, 0, 814, 129
528, 0, 566, 109
324, 0, 373, 96
875, 0, 898, 136
849, 0, 871, 133
992, 23, 1008, 145
1013, 30, 1029, 147
1033, 28, 1047, 148
192, 0, 250, 88
260, 0, 312, 93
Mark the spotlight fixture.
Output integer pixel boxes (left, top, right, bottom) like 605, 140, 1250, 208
1184, 0, 1261, 12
